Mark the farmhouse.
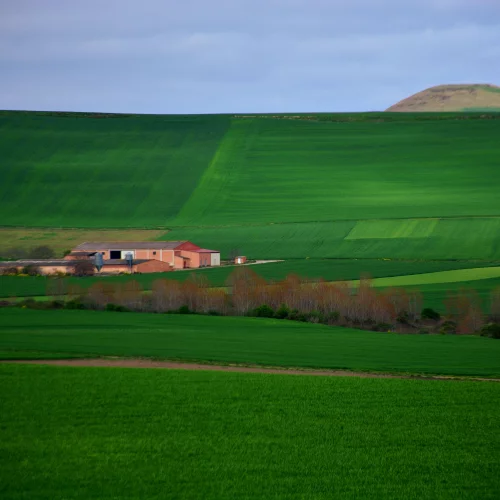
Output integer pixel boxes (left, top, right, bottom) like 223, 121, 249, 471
0, 241, 220, 276
0, 258, 172, 275
70, 241, 221, 270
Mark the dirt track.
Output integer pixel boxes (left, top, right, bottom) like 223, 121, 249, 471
3, 358, 499, 381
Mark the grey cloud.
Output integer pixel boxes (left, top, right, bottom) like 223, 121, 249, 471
0, 0, 499, 113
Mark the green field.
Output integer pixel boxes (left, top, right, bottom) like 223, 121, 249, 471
163, 217, 500, 260
0, 113, 229, 227
1, 111, 500, 262
173, 118, 500, 226
0, 350, 88, 360
352, 267, 500, 288
2, 259, 500, 304
0, 227, 165, 256
407, 277, 500, 311
1, 364, 499, 499
2, 309, 500, 376
2, 110, 500, 500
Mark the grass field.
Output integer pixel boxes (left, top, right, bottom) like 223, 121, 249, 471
0, 228, 166, 256
1, 364, 499, 499
163, 217, 500, 260
1, 259, 499, 299
352, 267, 500, 288
407, 277, 500, 311
0, 350, 88, 360
1, 111, 500, 263
0, 365, 500, 500
173, 118, 500, 226
2, 109, 500, 500
2, 309, 500, 376
1, 113, 499, 231
0, 113, 229, 227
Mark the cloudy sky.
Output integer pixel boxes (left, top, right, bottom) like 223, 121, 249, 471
1, 0, 499, 113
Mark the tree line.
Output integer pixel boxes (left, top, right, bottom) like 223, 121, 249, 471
34, 267, 500, 337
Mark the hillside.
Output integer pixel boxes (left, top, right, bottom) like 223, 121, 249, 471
387, 84, 500, 112
1, 110, 500, 260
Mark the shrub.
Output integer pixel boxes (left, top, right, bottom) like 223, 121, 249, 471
17, 298, 37, 309
396, 312, 410, 324
28, 245, 55, 259
1, 267, 19, 276
307, 310, 323, 324
73, 261, 95, 277
274, 304, 290, 319
324, 311, 340, 324
439, 320, 457, 335
479, 323, 500, 339
178, 305, 191, 314
422, 308, 441, 321
253, 304, 275, 318
4, 247, 27, 259
65, 299, 86, 310
105, 303, 131, 313
22, 265, 41, 276
372, 322, 392, 332
289, 310, 308, 322
207, 310, 221, 316
49, 300, 65, 310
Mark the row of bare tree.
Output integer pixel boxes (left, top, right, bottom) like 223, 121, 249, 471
44, 267, 500, 334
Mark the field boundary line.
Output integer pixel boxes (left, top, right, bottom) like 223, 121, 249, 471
4, 215, 500, 232
2, 358, 500, 382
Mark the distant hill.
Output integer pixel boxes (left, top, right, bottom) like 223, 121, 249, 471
387, 84, 500, 112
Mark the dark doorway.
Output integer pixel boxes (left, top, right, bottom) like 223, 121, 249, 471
110, 250, 121, 259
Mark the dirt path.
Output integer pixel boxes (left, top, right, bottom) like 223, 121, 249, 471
3, 358, 499, 381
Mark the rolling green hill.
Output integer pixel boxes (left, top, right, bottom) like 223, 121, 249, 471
1, 110, 500, 260
0, 112, 229, 227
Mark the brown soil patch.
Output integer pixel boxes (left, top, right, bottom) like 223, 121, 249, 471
3, 358, 500, 382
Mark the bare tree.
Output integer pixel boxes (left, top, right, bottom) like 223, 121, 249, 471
29, 245, 55, 259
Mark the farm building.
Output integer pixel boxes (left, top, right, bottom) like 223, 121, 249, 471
0, 241, 220, 276
70, 241, 220, 270
235, 256, 247, 264
0, 258, 172, 275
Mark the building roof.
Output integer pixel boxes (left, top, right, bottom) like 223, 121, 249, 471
196, 248, 220, 253
74, 241, 187, 251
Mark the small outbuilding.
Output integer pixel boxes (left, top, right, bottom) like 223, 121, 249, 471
235, 256, 247, 265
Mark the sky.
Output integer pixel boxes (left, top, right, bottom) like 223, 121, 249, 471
1, 0, 499, 114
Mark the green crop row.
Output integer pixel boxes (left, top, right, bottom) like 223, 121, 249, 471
2, 309, 500, 376
2, 364, 499, 499
1, 113, 500, 230
165, 217, 500, 260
